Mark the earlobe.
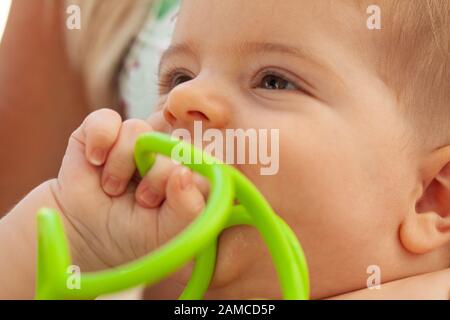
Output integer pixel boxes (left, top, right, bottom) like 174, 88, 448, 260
400, 212, 450, 254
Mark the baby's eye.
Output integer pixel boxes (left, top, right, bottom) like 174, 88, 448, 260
158, 69, 193, 93
172, 73, 192, 87
258, 74, 297, 90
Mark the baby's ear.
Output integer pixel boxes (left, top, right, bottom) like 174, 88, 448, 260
400, 145, 450, 254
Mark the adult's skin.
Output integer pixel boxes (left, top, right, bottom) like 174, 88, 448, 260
0, 0, 89, 215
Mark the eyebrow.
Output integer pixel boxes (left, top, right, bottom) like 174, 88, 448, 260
236, 42, 327, 68
158, 42, 197, 75
158, 41, 341, 87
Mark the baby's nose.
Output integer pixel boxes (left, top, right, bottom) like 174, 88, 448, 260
163, 80, 230, 130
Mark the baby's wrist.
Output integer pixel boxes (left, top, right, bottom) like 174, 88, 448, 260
0, 180, 61, 298
0, 178, 115, 299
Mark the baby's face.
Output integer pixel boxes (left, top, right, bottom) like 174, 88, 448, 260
157, 0, 426, 298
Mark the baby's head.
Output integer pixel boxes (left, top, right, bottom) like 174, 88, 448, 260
156, 0, 450, 298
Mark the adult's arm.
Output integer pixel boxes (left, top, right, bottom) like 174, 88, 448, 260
329, 268, 450, 300
0, 0, 89, 215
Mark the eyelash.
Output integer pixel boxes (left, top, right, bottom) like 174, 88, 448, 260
158, 67, 194, 94
158, 67, 304, 94
252, 69, 300, 91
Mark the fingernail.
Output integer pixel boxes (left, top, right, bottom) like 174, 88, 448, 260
179, 167, 192, 190
103, 176, 122, 195
138, 186, 161, 207
91, 148, 105, 165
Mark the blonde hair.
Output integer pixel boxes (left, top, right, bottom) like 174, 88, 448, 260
365, 0, 449, 146
64, 0, 154, 109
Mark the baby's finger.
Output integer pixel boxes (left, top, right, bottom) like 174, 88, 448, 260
135, 155, 178, 208
83, 108, 122, 166
158, 167, 206, 243
102, 119, 152, 196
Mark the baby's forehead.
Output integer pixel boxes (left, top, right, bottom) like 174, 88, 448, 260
168, 0, 376, 90
174, 0, 373, 64
177, 0, 366, 40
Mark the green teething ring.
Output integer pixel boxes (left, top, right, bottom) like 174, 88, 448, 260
35, 132, 309, 300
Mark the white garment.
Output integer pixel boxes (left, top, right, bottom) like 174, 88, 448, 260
119, 0, 179, 120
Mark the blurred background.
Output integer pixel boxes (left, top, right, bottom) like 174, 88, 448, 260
0, 0, 161, 216
0, 0, 89, 216
0, 1, 11, 42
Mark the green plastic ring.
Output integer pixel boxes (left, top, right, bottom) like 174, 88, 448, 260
35, 132, 309, 300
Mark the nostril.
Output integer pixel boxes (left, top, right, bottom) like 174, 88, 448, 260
187, 111, 209, 121
163, 109, 177, 125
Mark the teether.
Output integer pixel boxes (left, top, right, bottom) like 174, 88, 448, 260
35, 132, 309, 300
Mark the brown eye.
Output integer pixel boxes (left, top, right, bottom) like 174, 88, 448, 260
260, 74, 296, 90
159, 69, 194, 94
172, 73, 192, 87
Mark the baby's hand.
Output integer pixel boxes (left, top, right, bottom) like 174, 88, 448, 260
51, 109, 208, 271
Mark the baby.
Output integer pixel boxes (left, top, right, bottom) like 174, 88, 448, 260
0, 0, 449, 299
